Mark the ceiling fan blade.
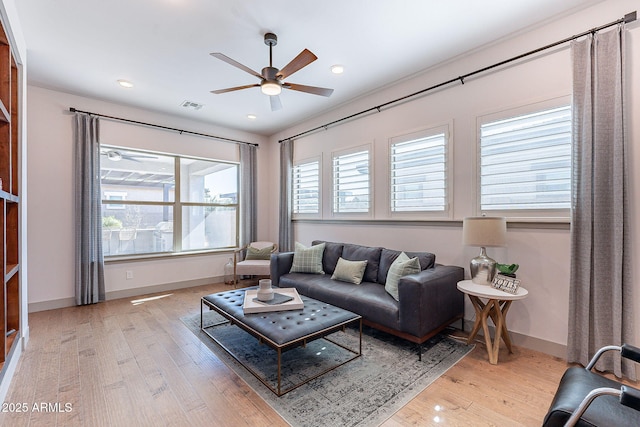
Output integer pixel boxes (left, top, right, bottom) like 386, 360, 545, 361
284, 83, 334, 97
210, 52, 263, 79
211, 84, 260, 94
122, 156, 142, 163
276, 49, 317, 80
127, 154, 157, 159
270, 95, 283, 111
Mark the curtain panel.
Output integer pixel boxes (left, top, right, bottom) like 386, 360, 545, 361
239, 143, 257, 247
279, 140, 294, 252
73, 113, 105, 305
568, 26, 635, 379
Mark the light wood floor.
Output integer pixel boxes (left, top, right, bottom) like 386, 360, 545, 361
0, 282, 595, 426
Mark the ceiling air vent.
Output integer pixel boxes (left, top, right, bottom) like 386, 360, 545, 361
180, 100, 204, 110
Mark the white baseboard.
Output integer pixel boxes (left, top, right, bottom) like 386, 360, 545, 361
28, 276, 224, 313
462, 319, 567, 359
29, 297, 76, 312
105, 277, 218, 301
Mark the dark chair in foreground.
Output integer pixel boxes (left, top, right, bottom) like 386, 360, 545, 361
543, 343, 640, 427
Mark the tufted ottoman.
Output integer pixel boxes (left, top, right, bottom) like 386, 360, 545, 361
201, 287, 362, 396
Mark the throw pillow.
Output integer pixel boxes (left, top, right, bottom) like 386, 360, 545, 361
289, 242, 326, 274
331, 257, 368, 284
385, 252, 421, 301
245, 245, 274, 260
342, 244, 382, 283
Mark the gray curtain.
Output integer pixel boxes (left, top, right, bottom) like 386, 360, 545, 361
239, 143, 257, 246
279, 140, 294, 252
74, 113, 105, 305
568, 25, 635, 379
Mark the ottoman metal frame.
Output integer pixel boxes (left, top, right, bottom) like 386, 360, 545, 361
200, 289, 362, 396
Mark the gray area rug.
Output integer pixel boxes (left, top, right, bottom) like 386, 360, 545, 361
182, 310, 473, 427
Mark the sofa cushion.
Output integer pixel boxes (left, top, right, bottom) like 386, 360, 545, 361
384, 252, 421, 301
378, 248, 436, 284
290, 242, 325, 274
331, 257, 368, 284
342, 243, 382, 283
312, 240, 344, 275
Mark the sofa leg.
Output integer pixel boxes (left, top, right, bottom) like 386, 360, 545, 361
417, 343, 423, 361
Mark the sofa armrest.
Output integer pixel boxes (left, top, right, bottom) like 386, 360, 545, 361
397, 264, 464, 338
270, 252, 294, 286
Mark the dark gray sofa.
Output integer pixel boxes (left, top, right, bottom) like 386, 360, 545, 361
270, 240, 464, 348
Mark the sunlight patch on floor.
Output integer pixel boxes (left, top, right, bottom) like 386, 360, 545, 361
131, 293, 174, 305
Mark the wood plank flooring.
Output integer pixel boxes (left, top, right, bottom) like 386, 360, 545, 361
0, 282, 624, 426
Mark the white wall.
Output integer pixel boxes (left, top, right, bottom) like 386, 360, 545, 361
268, 0, 640, 355
26, 85, 269, 309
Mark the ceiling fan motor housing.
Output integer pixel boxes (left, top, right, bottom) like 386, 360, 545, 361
260, 66, 282, 95
262, 66, 279, 81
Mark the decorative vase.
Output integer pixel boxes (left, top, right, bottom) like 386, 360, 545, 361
257, 279, 274, 301
223, 258, 234, 285
470, 247, 497, 286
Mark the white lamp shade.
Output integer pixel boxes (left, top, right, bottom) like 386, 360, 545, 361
462, 216, 506, 247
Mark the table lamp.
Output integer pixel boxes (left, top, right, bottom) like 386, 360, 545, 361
462, 216, 506, 285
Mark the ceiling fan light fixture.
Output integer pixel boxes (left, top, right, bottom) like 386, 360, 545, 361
261, 80, 282, 96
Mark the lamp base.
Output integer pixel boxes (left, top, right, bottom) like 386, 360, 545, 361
470, 247, 497, 286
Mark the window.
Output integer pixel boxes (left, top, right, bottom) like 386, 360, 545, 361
390, 127, 448, 214
332, 147, 370, 214
100, 146, 238, 257
293, 159, 320, 215
104, 191, 126, 209
180, 158, 238, 252
479, 103, 572, 216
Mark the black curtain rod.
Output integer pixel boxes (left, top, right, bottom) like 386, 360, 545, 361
279, 11, 637, 143
69, 107, 258, 147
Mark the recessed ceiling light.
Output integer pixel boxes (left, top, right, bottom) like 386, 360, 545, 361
247, 114, 257, 120
330, 64, 344, 74
117, 79, 134, 88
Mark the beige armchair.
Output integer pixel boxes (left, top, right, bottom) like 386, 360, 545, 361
233, 241, 277, 286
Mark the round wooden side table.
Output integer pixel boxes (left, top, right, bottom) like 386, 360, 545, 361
457, 279, 528, 364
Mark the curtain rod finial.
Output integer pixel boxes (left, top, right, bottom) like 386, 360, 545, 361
624, 11, 637, 24
69, 107, 77, 112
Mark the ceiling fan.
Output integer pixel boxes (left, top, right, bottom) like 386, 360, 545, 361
210, 33, 334, 111
100, 149, 156, 162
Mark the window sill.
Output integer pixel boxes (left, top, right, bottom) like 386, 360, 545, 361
104, 248, 236, 264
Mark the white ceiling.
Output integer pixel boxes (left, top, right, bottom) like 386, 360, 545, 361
16, 0, 599, 136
